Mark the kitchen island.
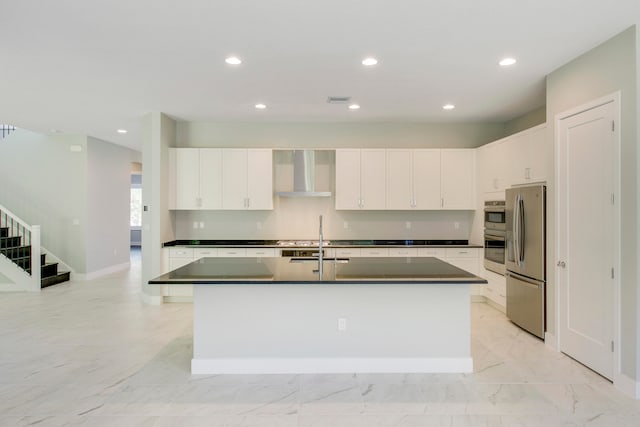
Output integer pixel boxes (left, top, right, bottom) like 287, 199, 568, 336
149, 256, 486, 374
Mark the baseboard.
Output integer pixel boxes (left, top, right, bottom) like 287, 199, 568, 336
164, 296, 193, 303
191, 357, 473, 375
484, 298, 506, 313
74, 261, 130, 281
544, 331, 558, 350
471, 294, 486, 303
141, 292, 163, 305
615, 372, 640, 399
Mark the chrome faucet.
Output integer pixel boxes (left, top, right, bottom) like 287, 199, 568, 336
318, 215, 323, 280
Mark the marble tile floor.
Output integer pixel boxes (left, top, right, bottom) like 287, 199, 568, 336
1, 254, 639, 426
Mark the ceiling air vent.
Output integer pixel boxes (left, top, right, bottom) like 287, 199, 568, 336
327, 96, 351, 104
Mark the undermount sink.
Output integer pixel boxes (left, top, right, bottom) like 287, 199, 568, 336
288, 257, 350, 263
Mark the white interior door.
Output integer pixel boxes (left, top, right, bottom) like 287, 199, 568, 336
557, 100, 616, 380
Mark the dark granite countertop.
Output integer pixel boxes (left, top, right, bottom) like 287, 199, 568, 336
148, 256, 488, 285
163, 239, 481, 248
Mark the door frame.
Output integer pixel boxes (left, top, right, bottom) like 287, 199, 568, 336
554, 91, 621, 383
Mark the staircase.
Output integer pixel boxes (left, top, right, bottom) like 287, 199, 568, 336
0, 210, 70, 289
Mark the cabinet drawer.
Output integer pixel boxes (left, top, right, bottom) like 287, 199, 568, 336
246, 248, 276, 257
218, 248, 247, 257
361, 248, 389, 257
194, 248, 218, 259
445, 248, 479, 258
389, 247, 418, 257
169, 247, 194, 258
335, 248, 362, 257
417, 247, 446, 258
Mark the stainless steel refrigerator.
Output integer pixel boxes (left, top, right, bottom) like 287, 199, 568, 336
505, 184, 546, 339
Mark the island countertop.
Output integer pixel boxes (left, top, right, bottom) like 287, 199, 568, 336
148, 256, 488, 285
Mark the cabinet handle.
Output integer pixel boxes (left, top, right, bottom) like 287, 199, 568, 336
246, 198, 250, 208
441, 198, 444, 208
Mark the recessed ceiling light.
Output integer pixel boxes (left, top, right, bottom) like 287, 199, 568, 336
499, 57, 517, 66
225, 56, 242, 65
362, 57, 378, 66
442, 104, 455, 110
348, 104, 360, 110
117, 129, 128, 134
255, 103, 267, 109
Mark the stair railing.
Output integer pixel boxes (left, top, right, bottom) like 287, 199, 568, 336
0, 203, 41, 290
1, 124, 16, 139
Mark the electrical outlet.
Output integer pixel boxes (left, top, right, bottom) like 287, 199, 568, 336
405, 221, 411, 229
199, 221, 204, 229
454, 222, 460, 230
343, 221, 349, 229
193, 221, 198, 229
338, 318, 347, 331
257, 221, 262, 230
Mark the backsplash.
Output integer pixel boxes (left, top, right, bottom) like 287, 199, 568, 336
173, 196, 474, 241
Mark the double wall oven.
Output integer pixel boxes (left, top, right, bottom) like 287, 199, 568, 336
484, 200, 506, 275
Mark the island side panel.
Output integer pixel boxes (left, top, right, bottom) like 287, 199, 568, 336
192, 283, 472, 374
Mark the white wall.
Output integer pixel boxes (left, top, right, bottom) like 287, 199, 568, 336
0, 129, 140, 276
176, 121, 506, 149
141, 113, 176, 302
86, 136, 138, 273
0, 130, 88, 272
546, 26, 638, 380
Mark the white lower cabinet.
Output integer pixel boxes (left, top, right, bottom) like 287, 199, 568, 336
218, 248, 247, 257
163, 247, 278, 300
389, 247, 418, 257
443, 248, 481, 296
482, 268, 506, 310
361, 248, 389, 257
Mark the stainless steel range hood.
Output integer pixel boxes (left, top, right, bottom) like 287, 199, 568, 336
276, 150, 332, 197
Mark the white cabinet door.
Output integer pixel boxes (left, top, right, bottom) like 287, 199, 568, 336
170, 148, 222, 210
413, 149, 441, 209
417, 247, 446, 259
218, 248, 247, 257
360, 149, 386, 210
335, 149, 362, 210
246, 149, 273, 210
389, 247, 418, 257
386, 149, 441, 210
525, 124, 547, 183
199, 149, 222, 209
386, 149, 413, 209
172, 148, 200, 210
441, 149, 475, 209
222, 149, 249, 210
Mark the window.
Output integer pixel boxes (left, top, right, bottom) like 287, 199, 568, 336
130, 188, 142, 227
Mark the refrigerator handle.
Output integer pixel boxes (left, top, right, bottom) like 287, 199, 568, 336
518, 196, 525, 264
513, 194, 520, 267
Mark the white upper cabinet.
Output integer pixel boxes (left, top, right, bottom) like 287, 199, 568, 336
170, 148, 272, 211
509, 124, 547, 185
478, 123, 547, 194
169, 148, 222, 210
336, 149, 386, 210
335, 149, 361, 210
222, 148, 273, 210
386, 149, 413, 209
199, 149, 223, 209
441, 149, 476, 209
360, 149, 387, 209
478, 140, 508, 193
386, 149, 441, 210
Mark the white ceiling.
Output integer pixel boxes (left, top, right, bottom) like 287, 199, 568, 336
1, 0, 639, 150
